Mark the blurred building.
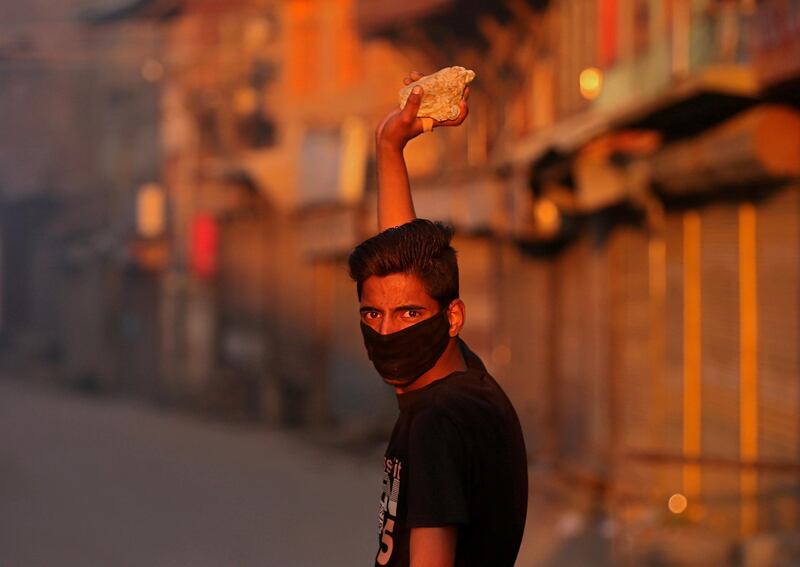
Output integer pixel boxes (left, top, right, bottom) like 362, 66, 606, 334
87, 0, 415, 430
2, 0, 800, 564
0, 0, 163, 395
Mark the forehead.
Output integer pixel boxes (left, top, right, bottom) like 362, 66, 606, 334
360, 273, 437, 308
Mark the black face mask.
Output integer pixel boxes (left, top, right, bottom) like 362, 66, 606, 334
360, 308, 452, 387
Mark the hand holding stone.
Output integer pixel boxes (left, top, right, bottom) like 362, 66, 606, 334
398, 66, 476, 121
376, 70, 471, 150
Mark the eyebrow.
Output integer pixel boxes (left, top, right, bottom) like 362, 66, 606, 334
394, 305, 428, 312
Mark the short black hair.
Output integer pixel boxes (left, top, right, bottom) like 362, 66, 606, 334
348, 219, 459, 309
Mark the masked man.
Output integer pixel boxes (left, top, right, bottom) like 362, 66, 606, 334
348, 72, 528, 567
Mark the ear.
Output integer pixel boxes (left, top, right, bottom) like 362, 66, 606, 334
446, 299, 465, 337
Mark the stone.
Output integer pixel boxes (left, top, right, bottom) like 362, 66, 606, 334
398, 66, 476, 122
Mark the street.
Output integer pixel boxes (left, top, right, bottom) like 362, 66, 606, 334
0, 378, 379, 567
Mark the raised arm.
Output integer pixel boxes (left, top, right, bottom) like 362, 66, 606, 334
374, 72, 470, 232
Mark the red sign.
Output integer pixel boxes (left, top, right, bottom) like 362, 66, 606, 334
190, 214, 218, 278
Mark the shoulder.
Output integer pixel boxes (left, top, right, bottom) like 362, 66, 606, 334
408, 373, 477, 421
408, 402, 462, 442
406, 371, 499, 439
431, 369, 509, 416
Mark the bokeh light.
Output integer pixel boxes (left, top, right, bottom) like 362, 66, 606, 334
668, 493, 688, 515
141, 59, 164, 83
534, 198, 561, 235
579, 67, 603, 100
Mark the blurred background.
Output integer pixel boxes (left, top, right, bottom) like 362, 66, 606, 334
1, 0, 799, 565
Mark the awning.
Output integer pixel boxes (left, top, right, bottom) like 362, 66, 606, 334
201, 152, 298, 214
508, 109, 612, 167
648, 104, 800, 196
509, 64, 759, 168
608, 65, 759, 142
507, 64, 762, 210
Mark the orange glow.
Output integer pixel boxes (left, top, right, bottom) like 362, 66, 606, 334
683, 211, 702, 500
338, 116, 369, 203
649, 234, 666, 448
668, 493, 688, 514
335, 0, 361, 85
534, 199, 560, 234
287, 0, 318, 95
136, 183, 166, 238
739, 203, 759, 535
579, 67, 603, 100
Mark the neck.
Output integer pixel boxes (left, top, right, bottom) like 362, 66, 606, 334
395, 338, 467, 395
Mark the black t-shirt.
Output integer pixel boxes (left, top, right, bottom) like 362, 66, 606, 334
375, 340, 528, 567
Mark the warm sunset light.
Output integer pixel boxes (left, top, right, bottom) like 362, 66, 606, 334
4, 0, 800, 564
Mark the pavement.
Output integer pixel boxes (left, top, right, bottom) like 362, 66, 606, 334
0, 377, 381, 567
0, 369, 617, 567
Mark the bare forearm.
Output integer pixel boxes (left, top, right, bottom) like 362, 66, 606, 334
410, 527, 457, 567
377, 140, 416, 231
373, 74, 468, 233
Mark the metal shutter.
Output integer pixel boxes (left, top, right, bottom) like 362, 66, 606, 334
756, 185, 800, 531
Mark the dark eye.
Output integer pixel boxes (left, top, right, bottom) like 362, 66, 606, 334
363, 311, 380, 321
403, 309, 420, 319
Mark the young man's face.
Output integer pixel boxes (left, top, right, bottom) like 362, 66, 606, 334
359, 273, 441, 335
